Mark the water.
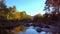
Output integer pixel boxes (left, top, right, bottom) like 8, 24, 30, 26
19, 29, 46, 34
17, 26, 52, 34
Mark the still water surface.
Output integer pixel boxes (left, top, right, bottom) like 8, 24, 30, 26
18, 26, 52, 34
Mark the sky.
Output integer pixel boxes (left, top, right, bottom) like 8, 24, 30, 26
5, 0, 46, 16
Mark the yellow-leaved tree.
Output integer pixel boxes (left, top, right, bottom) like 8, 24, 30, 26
6, 6, 16, 20
12, 12, 21, 20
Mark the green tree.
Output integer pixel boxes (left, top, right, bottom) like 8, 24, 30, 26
33, 13, 43, 22
20, 11, 32, 23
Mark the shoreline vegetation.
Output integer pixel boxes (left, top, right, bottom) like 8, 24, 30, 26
0, 0, 60, 34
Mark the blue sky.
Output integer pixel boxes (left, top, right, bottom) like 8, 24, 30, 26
5, 0, 46, 16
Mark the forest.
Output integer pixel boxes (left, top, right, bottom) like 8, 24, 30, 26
0, 0, 60, 34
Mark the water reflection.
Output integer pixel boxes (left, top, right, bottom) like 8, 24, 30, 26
19, 29, 47, 34
40, 31, 46, 34
25, 29, 38, 34
18, 26, 51, 34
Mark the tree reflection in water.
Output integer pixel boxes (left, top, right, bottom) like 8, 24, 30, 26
18, 26, 53, 34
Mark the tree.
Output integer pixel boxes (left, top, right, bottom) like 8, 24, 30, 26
44, 0, 60, 34
44, 0, 60, 14
0, 0, 8, 20
0, 0, 6, 9
20, 11, 32, 23
44, 0, 60, 24
10, 6, 16, 14
6, 6, 17, 20
33, 13, 43, 22
12, 12, 21, 20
